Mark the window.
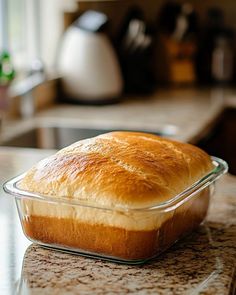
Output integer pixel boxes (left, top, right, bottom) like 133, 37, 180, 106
8, 0, 25, 54
1, 0, 74, 72
0, 0, 27, 70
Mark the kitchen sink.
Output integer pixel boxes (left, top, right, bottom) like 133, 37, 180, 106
1, 125, 178, 149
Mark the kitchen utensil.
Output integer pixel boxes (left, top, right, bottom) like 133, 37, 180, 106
57, 10, 123, 104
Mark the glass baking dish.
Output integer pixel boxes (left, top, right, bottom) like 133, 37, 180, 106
4, 156, 228, 264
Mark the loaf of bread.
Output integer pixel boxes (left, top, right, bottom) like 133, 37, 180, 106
19, 132, 213, 261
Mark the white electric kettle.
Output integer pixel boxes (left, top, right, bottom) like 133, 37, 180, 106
57, 10, 123, 103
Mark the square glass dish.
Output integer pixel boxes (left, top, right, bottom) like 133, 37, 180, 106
4, 156, 228, 264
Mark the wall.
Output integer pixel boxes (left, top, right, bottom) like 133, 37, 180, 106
71, 0, 236, 34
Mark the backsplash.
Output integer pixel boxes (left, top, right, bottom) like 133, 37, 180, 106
63, 0, 236, 90
70, 0, 236, 34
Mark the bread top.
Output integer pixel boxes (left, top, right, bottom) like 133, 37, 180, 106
19, 132, 213, 209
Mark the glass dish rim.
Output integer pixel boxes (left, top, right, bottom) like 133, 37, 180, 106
3, 156, 228, 213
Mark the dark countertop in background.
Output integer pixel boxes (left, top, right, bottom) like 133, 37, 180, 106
0, 147, 235, 295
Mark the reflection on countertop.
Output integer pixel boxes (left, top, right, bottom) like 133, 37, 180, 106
0, 147, 235, 294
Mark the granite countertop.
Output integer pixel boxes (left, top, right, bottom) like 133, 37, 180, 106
0, 148, 235, 295
1, 87, 236, 145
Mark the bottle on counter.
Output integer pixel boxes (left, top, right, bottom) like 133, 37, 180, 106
0, 50, 15, 132
154, 1, 198, 85
0, 50, 15, 85
211, 33, 234, 85
195, 7, 235, 85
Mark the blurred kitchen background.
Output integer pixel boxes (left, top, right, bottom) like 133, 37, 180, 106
1, 0, 236, 174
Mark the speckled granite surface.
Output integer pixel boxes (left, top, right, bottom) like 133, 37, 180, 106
19, 174, 236, 294
0, 149, 235, 295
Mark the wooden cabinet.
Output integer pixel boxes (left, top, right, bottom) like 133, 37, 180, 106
197, 108, 236, 175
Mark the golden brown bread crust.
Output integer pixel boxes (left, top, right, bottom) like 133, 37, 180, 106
19, 132, 212, 260
20, 131, 213, 208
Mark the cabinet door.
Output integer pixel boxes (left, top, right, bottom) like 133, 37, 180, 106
197, 108, 236, 175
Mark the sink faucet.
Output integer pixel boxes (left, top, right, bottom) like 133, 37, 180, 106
9, 59, 46, 118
